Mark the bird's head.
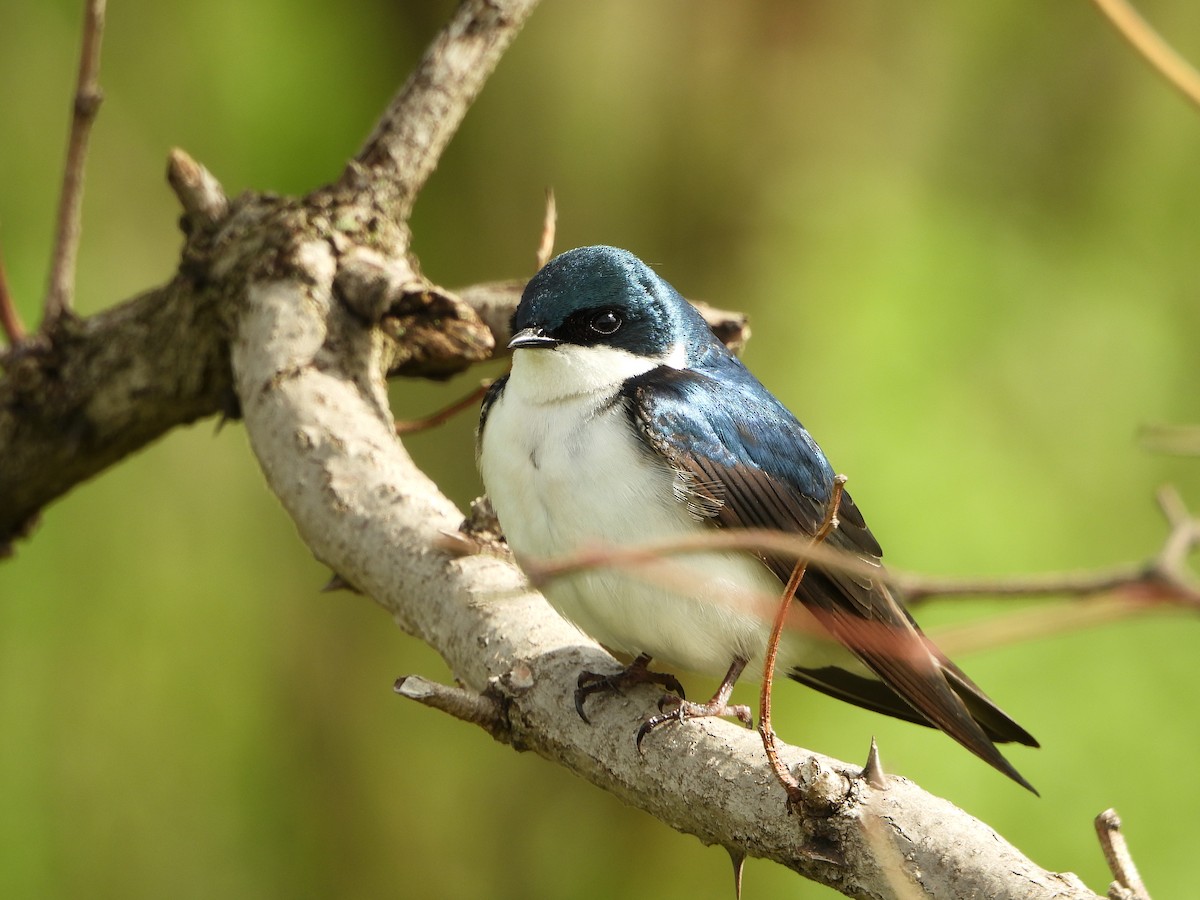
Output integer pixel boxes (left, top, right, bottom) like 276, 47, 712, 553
507, 246, 716, 400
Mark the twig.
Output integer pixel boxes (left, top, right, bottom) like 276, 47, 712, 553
394, 380, 493, 435
44, 0, 107, 327
1139, 423, 1200, 456
536, 188, 557, 270
925, 594, 1152, 659
0, 242, 25, 344
1095, 809, 1151, 900
524, 488, 1200, 621
394, 674, 509, 741
759, 475, 845, 809
1089, 0, 1200, 110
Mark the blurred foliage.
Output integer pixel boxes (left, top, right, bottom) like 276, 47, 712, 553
2, 0, 1199, 897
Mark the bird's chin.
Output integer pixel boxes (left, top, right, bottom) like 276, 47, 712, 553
510, 344, 659, 404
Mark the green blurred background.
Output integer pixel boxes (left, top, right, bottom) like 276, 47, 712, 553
2, 1, 1199, 896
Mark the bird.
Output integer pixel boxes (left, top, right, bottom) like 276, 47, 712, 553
477, 245, 1037, 792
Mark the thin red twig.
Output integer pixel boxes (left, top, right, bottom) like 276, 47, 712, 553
758, 475, 845, 808
394, 381, 493, 435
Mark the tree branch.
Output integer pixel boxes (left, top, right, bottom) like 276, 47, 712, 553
335, 0, 543, 223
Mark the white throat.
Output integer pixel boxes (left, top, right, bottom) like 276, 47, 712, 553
508, 342, 687, 405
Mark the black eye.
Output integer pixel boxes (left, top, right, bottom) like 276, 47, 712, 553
589, 309, 622, 335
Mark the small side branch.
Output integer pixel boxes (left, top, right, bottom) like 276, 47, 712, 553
341, 0, 543, 222
44, 0, 107, 327
1095, 809, 1151, 900
394, 674, 510, 742
1089, 0, 1200, 110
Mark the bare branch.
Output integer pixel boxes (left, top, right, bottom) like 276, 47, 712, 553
1095, 809, 1152, 900
338, 0, 543, 222
44, 0, 107, 326
1090, 0, 1200, 110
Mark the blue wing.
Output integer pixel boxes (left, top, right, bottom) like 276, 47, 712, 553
623, 357, 1037, 791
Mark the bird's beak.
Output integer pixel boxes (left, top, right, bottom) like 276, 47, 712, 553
508, 327, 560, 350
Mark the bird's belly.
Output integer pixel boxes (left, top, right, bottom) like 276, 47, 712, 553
481, 391, 793, 676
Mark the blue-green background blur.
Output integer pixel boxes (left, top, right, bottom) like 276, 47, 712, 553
3, 1, 1199, 897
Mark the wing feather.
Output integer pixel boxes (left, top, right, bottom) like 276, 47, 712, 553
624, 362, 1036, 790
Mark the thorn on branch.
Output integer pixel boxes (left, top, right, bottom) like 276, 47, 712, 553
861, 736, 887, 790
1095, 809, 1151, 900
725, 847, 746, 900
167, 147, 230, 231
321, 572, 361, 594
432, 529, 483, 558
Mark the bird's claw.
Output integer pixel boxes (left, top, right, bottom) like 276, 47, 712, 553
573, 655, 686, 725
635, 696, 754, 753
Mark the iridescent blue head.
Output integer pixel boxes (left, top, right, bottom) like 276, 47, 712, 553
510, 246, 717, 363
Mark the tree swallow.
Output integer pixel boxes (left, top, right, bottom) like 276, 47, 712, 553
478, 245, 1037, 792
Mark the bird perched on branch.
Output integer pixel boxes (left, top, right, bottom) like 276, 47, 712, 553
477, 245, 1037, 792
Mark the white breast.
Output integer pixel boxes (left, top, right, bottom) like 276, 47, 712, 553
479, 346, 809, 676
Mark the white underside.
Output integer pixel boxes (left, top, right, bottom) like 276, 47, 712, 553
480, 345, 850, 677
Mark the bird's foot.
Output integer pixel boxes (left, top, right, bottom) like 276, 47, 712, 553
574, 653, 685, 724
636, 694, 754, 751
635, 657, 752, 752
